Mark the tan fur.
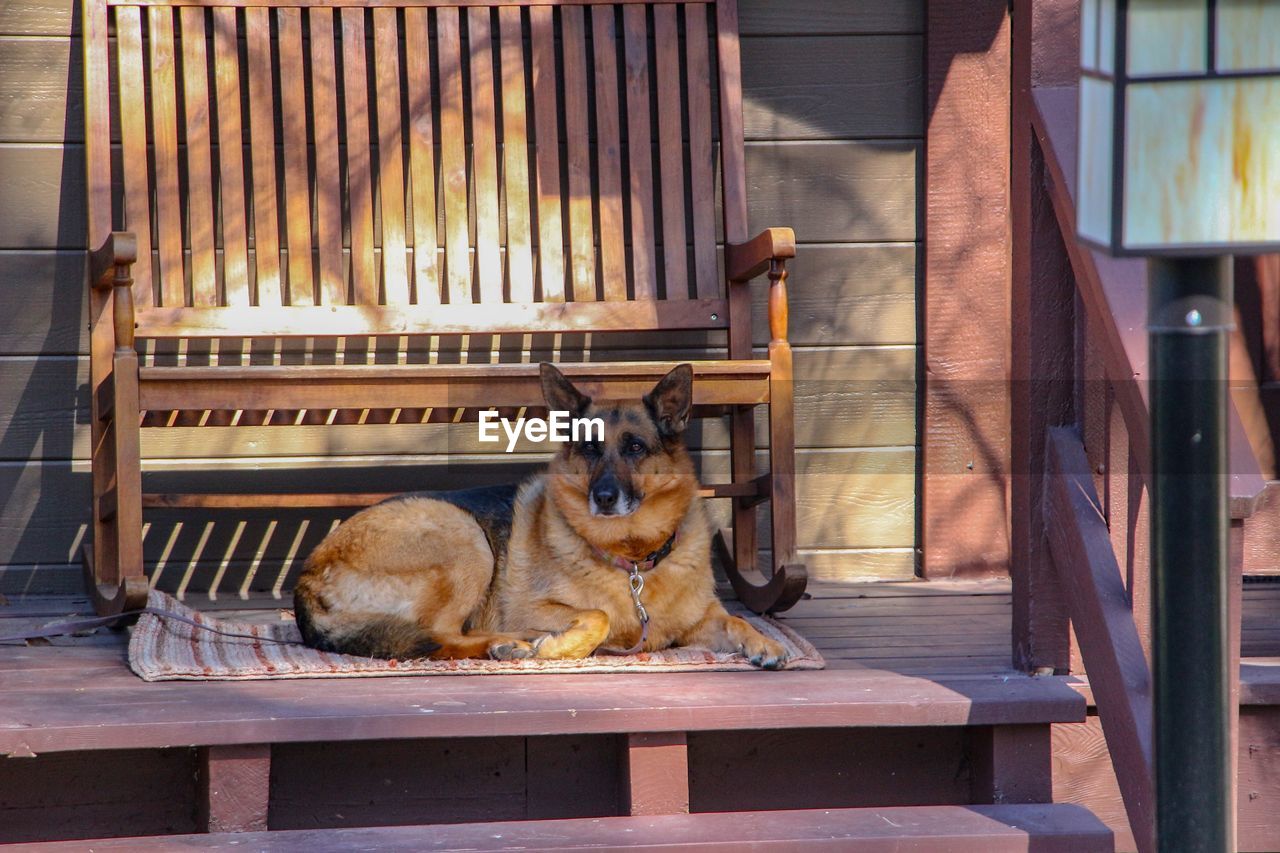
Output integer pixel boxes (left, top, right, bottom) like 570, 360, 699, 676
294, 365, 788, 669
294, 499, 531, 659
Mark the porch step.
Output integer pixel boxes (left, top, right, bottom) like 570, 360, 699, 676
0, 666, 1084, 756
0, 590, 1093, 846
23, 804, 1114, 851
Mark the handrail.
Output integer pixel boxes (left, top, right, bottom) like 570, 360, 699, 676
1044, 427, 1154, 853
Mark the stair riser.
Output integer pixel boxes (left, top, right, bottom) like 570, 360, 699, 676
0, 726, 1055, 845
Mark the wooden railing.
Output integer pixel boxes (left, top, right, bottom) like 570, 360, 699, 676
1042, 426, 1154, 845
1014, 69, 1269, 853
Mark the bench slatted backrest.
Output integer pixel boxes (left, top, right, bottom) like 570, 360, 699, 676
84, 0, 751, 340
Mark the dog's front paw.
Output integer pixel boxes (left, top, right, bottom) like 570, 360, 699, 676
488, 638, 536, 660
742, 634, 788, 670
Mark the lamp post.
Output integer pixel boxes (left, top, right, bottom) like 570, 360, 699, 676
1076, 2, 1280, 850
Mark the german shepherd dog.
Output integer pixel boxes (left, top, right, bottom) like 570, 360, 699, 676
293, 364, 788, 669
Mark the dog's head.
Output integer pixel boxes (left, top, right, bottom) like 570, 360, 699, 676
540, 363, 698, 531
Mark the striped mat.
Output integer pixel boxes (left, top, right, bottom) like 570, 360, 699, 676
128, 590, 825, 681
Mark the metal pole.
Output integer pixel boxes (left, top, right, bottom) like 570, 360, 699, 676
1148, 256, 1233, 853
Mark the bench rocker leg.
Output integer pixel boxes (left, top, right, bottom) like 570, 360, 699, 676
716, 253, 807, 614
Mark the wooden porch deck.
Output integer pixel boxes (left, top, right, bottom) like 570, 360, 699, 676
0, 578, 1019, 686
10, 576, 1280, 751
0, 579, 1102, 845
0, 579, 1065, 756
7, 577, 1276, 847
9, 574, 1274, 681
9, 577, 1276, 848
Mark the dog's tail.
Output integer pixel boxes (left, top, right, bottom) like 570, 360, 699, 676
293, 581, 441, 660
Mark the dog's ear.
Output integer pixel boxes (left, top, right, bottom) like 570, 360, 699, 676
540, 363, 591, 416
644, 364, 694, 438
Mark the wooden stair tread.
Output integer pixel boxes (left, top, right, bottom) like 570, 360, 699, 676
1065, 655, 1280, 708
0, 650, 1085, 756
22, 804, 1113, 851
1238, 659, 1280, 705
0, 583, 1081, 759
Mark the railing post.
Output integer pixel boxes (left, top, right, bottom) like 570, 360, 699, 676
1148, 256, 1233, 852
1010, 0, 1078, 674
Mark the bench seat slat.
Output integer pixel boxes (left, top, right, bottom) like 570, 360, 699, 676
134, 298, 728, 338
108, 0, 711, 6
143, 481, 761, 507
137, 359, 771, 411
108, 0, 711, 4
139, 359, 768, 380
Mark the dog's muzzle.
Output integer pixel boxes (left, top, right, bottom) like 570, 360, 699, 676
589, 477, 638, 517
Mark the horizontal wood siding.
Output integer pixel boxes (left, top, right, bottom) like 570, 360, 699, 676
0, 0, 922, 594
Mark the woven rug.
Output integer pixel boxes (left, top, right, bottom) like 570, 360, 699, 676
128, 590, 824, 681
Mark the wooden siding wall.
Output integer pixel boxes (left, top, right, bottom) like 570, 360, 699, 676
0, 0, 923, 597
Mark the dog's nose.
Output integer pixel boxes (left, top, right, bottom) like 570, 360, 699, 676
591, 483, 619, 510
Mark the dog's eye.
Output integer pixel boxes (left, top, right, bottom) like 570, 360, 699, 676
578, 441, 601, 459
625, 439, 647, 456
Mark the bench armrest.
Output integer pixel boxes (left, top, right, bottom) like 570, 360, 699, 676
725, 227, 795, 283
90, 232, 139, 350
726, 228, 795, 344
90, 232, 138, 290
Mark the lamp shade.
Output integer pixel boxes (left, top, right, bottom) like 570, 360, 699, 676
1077, 0, 1280, 256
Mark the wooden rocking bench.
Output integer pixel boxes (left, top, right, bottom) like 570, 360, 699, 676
82, 0, 805, 617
